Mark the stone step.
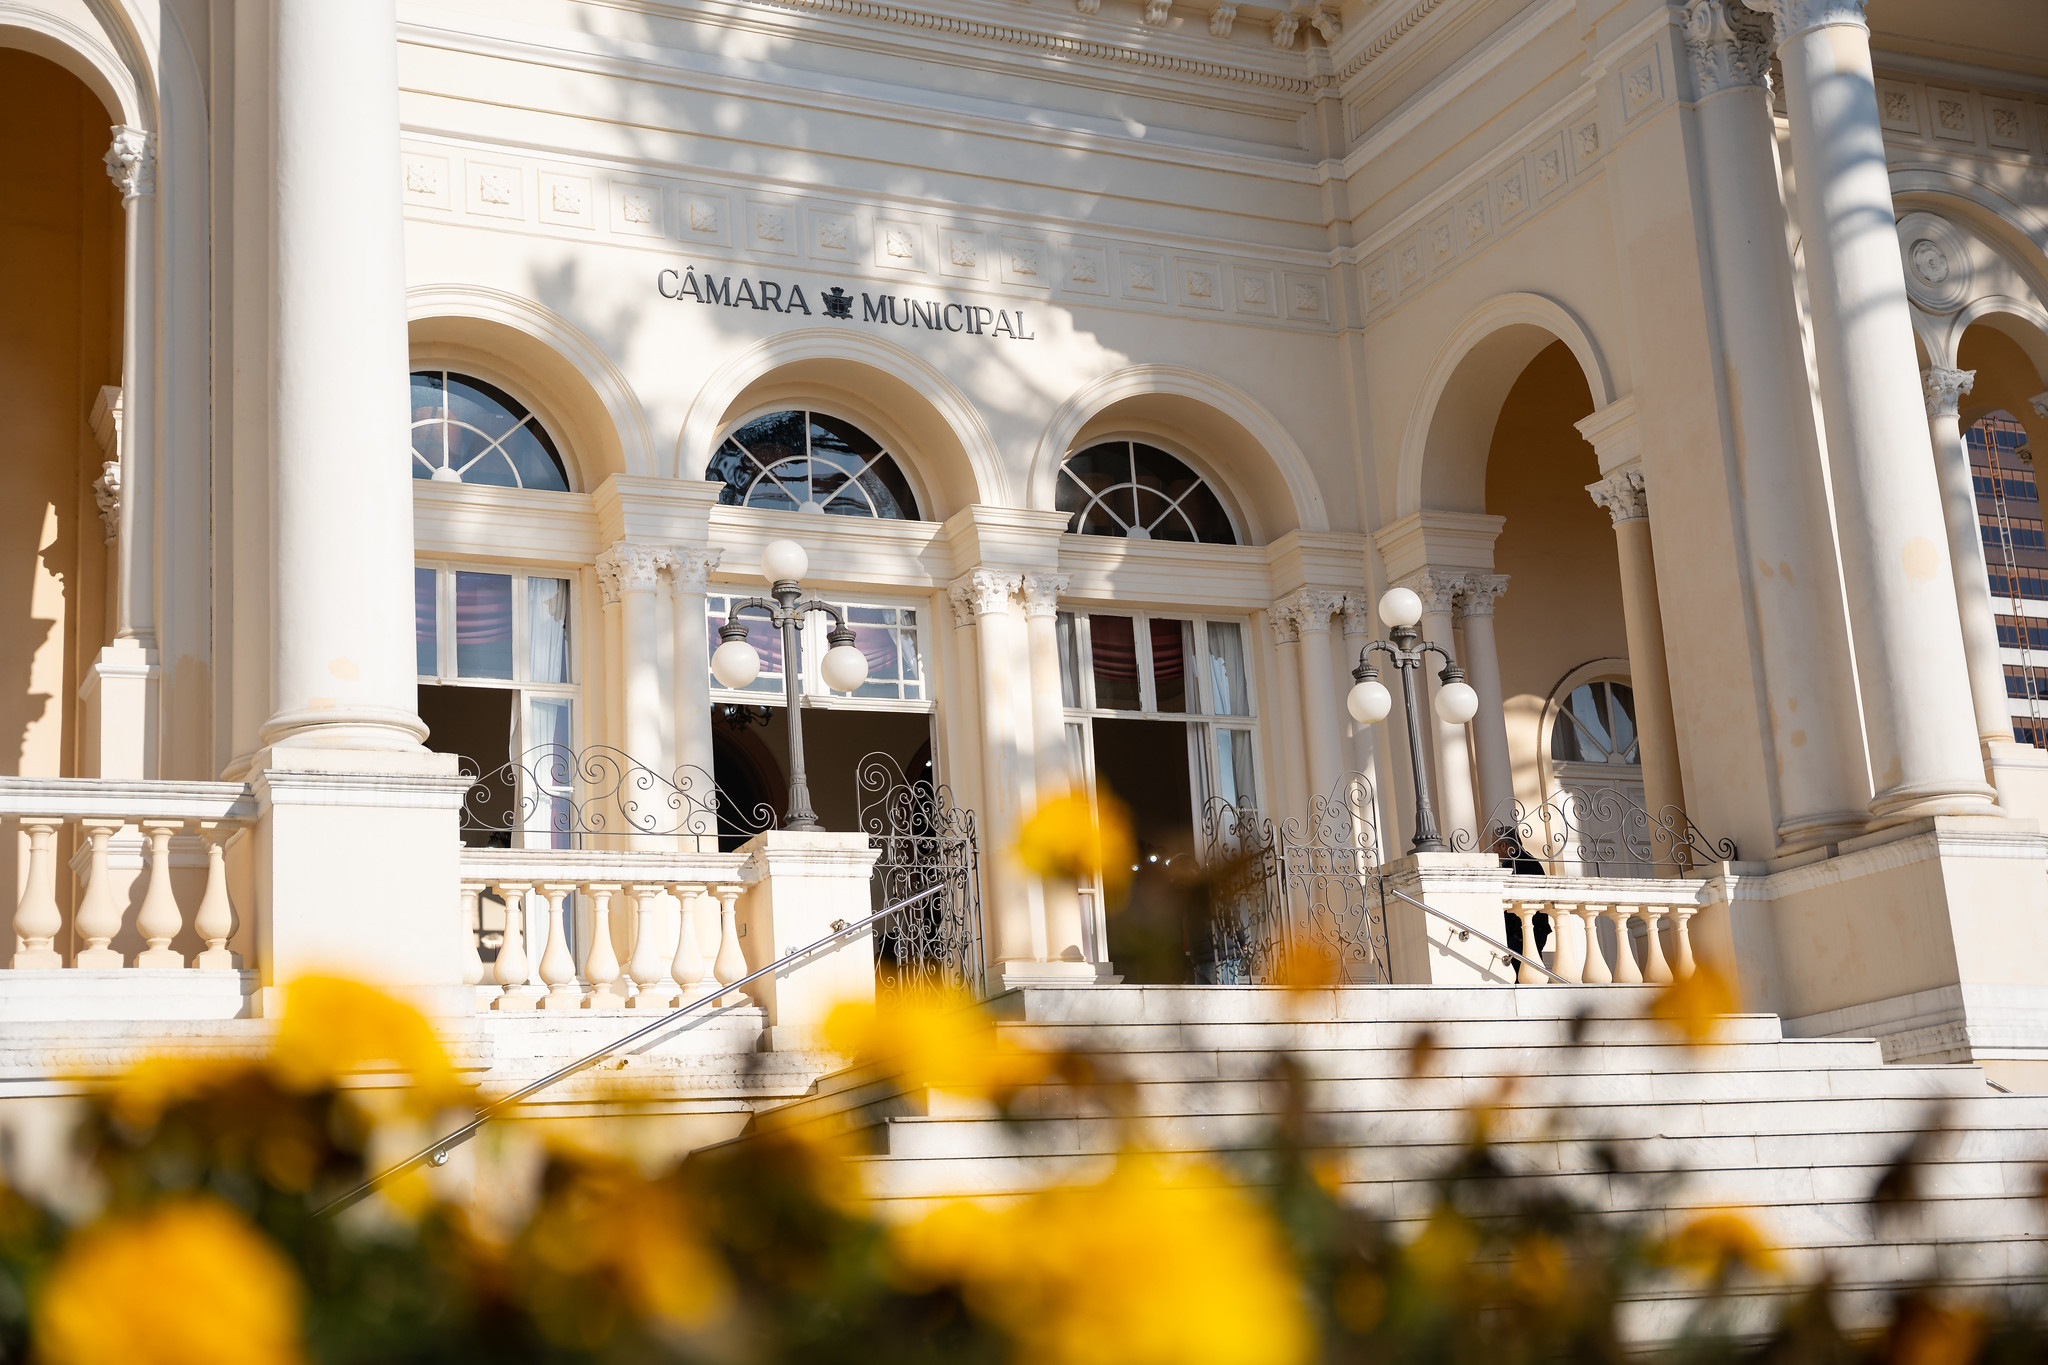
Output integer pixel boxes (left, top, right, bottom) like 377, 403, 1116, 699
999, 1013, 1796, 1052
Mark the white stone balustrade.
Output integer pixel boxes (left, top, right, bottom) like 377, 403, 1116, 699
1505, 877, 1703, 985
3, 779, 256, 973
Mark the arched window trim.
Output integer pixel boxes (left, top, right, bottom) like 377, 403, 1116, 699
408, 364, 576, 492
710, 405, 926, 522
1536, 659, 1636, 803
1056, 432, 1245, 546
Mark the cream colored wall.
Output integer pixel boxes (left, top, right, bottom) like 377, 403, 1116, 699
1482, 341, 1628, 804
0, 49, 119, 780
1957, 325, 2048, 447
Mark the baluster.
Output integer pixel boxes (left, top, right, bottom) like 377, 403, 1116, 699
538, 883, 582, 1010
669, 881, 709, 1005
74, 819, 124, 967
1511, 905, 1544, 984
625, 883, 672, 1009
1640, 906, 1674, 985
583, 883, 624, 1010
1605, 906, 1644, 985
135, 821, 186, 968
712, 884, 748, 1006
1579, 904, 1613, 984
458, 882, 486, 990
192, 822, 240, 969
12, 819, 64, 969
1550, 902, 1585, 983
1670, 906, 1698, 980
493, 881, 536, 1010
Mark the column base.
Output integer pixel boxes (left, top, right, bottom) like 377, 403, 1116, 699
998, 959, 1104, 990
78, 640, 159, 779
1866, 777, 2000, 826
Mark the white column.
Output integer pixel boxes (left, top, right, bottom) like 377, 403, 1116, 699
1404, 572, 1478, 842
1586, 470, 1687, 830
1021, 574, 1090, 968
1924, 369, 2013, 749
670, 549, 724, 848
1684, 0, 1872, 850
1456, 575, 1514, 833
1338, 601, 1380, 777
1274, 590, 1347, 802
948, 570, 1040, 976
1749, 0, 1996, 821
260, 0, 424, 752
103, 128, 156, 650
597, 544, 673, 775
1268, 610, 1307, 829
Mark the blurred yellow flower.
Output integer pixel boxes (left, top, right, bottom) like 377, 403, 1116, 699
893, 1156, 1312, 1365
1407, 1207, 1479, 1287
1657, 1208, 1779, 1280
271, 976, 466, 1109
1017, 790, 1135, 898
1331, 1267, 1385, 1333
1648, 962, 1737, 1047
107, 1055, 259, 1128
35, 1197, 304, 1365
1889, 1296, 1985, 1365
824, 992, 1051, 1101
1509, 1232, 1571, 1304
1271, 939, 1342, 992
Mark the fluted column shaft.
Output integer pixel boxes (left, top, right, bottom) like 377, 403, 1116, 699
1586, 471, 1686, 832
1022, 575, 1086, 965
1924, 369, 2013, 749
1685, 0, 1869, 848
261, 0, 423, 751
1752, 0, 1995, 820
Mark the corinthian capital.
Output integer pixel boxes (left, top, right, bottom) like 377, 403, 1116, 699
103, 125, 155, 202
1020, 573, 1070, 619
668, 548, 724, 594
595, 542, 673, 598
1394, 570, 1462, 618
1685, 0, 1773, 97
1739, 0, 1868, 42
1455, 574, 1510, 618
1921, 368, 1976, 420
947, 569, 1021, 627
1586, 467, 1649, 526
1271, 588, 1347, 636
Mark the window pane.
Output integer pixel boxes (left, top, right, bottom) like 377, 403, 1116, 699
1205, 621, 1249, 716
1151, 618, 1192, 713
1057, 611, 1081, 708
527, 578, 572, 683
415, 568, 439, 677
526, 697, 575, 850
1217, 728, 1256, 809
706, 596, 783, 694
501, 422, 570, 492
1089, 615, 1141, 711
455, 572, 514, 679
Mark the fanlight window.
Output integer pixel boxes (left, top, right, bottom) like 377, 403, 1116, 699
1057, 441, 1237, 544
410, 371, 571, 491
710, 410, 921, 520
1551, 681, 1639, 765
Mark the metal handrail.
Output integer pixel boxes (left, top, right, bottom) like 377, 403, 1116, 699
1379, 883, 1571, 985
319, 882, 946, 1217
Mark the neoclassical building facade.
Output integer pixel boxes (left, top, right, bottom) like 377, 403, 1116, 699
6, 0, 2048, 1082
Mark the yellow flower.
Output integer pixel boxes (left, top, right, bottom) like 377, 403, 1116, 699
893, 1156, 1312, 1365
1648, 962, 1737, 1047
1657, 1209, 1779, 1280
106, 1055, 261, 1128
1271, 939, 1342, 992
1331, 1268, 1385, 1333
1407, 1207, 1479, 1287
1888, 1296, 1985, 1365
270, 976, 465, 1109
1017, 791, 1136, 899
1508, 1232, 1571, 1304
824, 992, 1051, 1101
35, 1197, 305, 1365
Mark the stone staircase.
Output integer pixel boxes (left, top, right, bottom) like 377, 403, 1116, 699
745, 985, 2048, 1332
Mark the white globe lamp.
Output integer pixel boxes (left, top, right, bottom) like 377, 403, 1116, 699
820, 625, 870, 694
1377, 587, 1423, 629
1346, 677, 1392, 725
761, 539, 809, 584
1434, 679, 1479, 726
711, 634, 762, 690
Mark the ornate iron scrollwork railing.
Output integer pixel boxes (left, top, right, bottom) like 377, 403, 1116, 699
857, 753, 987, 999
1450, 787, 1737, 876
459, 744, 774, 849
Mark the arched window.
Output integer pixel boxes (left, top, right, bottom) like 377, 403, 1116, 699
710, 410, 921, 520
1550, 680, 1639, 766
1057, 441, 1237, 544
410, 370, 571, 491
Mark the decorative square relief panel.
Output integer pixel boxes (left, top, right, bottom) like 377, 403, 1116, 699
1494, 158, 1529, 224
538, 173, 593, 228
1619, 51, 1663, 123
1395, 231, 1425, 290
1235, 266, 1277, 316
999, 236, 1048, 287
940, 229, 988, 279
466, 161, 524, 220
1876, 80, 1921, 135
1458, 190, 1492, 250
402, 153, 450, 209
1062, 244, 1109, 295
1360, 254, 1393, 313
1424, 208, 1457, 271
874, 220, 924, 271
1531, 134, 1569, 200
1927, 87, 1975, 142
748, 201, 797, 255
1118, 251, 1165, 303
1570, 118, 1603, 172
1283, 273, 1327, 322
810, 209, 856, 259
613, 182, 669, 238
681, 194, 724, 239
1985, 98, 2030, 151
1178, 259, 1223, 309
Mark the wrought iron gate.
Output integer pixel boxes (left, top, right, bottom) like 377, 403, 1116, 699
857, 753, 988, 998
